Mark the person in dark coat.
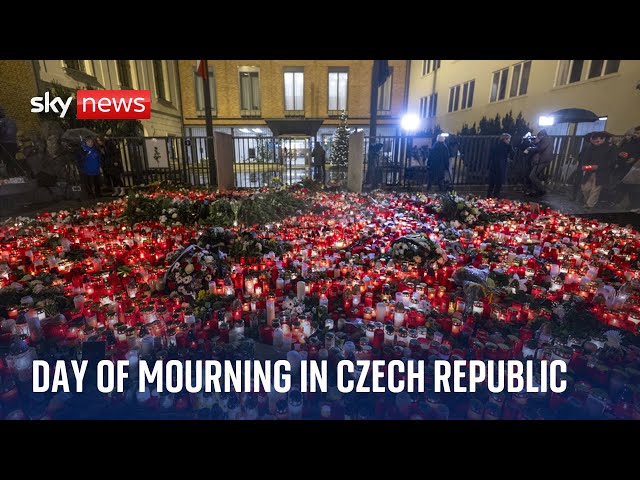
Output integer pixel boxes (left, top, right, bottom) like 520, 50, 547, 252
427, 134, 450, 191
98, 136, 125, 196
526, 129, 554, 196
613, 126, 640, 209
311, 141, 326, 184
0, 107, 20, 177
487, 133, 515, 198
576, 131, 618, 209
79, 136, 102, 198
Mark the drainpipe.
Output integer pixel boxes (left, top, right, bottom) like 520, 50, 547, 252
403, 60, 411, 111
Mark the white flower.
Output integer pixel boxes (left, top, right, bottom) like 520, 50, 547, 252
177, 286, 186, 294
467, 215, 476, 223
172, 213, 178, 219
159, 215, 167, 224
204, 255, 214, 263
185, 264, 194, 274
182, 275, 192, 284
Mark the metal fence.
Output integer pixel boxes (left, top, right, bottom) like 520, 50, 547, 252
62, 133, 621, 192
94, 135, 345, 190
361, 134, 623, 193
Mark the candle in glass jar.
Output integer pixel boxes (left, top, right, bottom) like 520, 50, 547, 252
266, 295, 276, 325
297, 281, 306, 300
376, 302, 386, 322
73, 295, 85, 310
473, 301, 484, 315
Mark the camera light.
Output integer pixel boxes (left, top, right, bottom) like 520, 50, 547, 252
539, 116, 555, 126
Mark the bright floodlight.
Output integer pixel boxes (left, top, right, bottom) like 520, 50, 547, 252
599, 116, 608, 121
539, 115, 555, 126
401, 113, 420, 132
252, 128, 263, 133
440, 132, 450, 137
239, 128, 250, 133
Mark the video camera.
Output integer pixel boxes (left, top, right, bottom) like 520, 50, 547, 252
518, 132, 536, 151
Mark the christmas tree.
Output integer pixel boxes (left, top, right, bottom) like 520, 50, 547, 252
330, 110, 350, 167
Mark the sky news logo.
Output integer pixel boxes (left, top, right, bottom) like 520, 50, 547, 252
30, 90, 151, 120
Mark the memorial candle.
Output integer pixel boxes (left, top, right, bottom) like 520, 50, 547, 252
297, 281, 306, 300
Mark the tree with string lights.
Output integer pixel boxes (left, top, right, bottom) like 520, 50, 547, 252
330, 110, 350, 168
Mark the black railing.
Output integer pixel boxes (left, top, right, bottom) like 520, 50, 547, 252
63, 134, 620, 193
362, 134, 623, 192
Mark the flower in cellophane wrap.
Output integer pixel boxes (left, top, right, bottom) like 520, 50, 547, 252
436, 192, 490, 227
164, 244, 230, 299
452, 266, 491, 315
391, 232, 447, 268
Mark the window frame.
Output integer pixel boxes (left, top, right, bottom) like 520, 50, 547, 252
193, 65, 217, 117
328, 66, 349, 116
377, 66, 393, 115
283, 66, 304, 116
489, 67, 510, 102
238, 66, 261, 117
116, 60, 133, 89
64, 60, 85, 73
152, 60, 168, 101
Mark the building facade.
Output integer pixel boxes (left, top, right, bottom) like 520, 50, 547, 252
33, 60, 183, 136
408, 60, 640, 136
178, 60, 409, 140
0, 60, 41, 134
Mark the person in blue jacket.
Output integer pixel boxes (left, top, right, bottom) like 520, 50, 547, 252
79, 136, 102, 198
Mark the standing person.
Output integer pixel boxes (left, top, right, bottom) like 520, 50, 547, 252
487, 133, 515, 199
614, 127, 640, 209
525, 129, 554, 196
311, 141, 326, 184
98, 136, 125, 196
577, 131, 617, 210
79, 136, 102, 199
0, 107, 19, 177
617, 126, 640, 212
427, 134, 450, 191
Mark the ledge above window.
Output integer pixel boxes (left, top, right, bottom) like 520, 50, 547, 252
63, 67, 100, 86
284, 110, 304, 118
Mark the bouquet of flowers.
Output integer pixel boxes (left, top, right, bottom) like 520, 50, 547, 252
197, 227, 237, 254
228, 230, 292, 263
281, 295, 307, 318
436, 193, 485, 226
164, 245, 230, 298
390, 232, 447, 267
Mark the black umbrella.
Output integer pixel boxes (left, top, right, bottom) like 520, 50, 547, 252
61, 128, 99, 143
549, 108, 600, 124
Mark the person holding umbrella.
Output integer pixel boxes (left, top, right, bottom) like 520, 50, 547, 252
79, 135, 102, 199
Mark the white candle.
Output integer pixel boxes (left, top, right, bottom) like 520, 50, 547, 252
73, 295, 85, 310
245, 277, 255, 295
319, 297, 329, 309
276, 277, 285, 291
393, 311, 405, 328
376, 302, 386, 322
266, 298, 275, 325
297, 281, 306, 300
